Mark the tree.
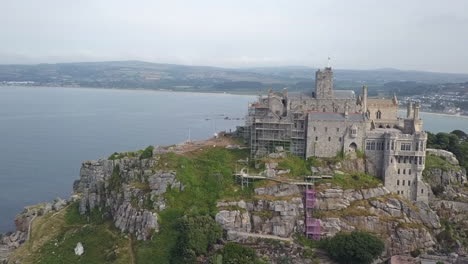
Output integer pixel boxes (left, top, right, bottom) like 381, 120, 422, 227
451, 130, 467, 141
321, 231, 385, 264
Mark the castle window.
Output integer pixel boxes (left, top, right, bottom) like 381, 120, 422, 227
401, 143, 411, 151
404, 156, 408, 163
339, 137, 342, 142
391, 158, 393, 163
397, 180, 400, 185
409, 169, 411, 175
391, 141, 394, 150
323, 108, 326, 112
403, 169, 406, 174
366, 141, 371, 150
398, 156, 401, 163
419, 157, 422, 165
370, 141, 376, 150
315, 136, 318, 141
386, 141, 390, 150
421, 189, 424, 194
401, 190, 404, 195
336, 128, 339, 132
415, 142, 419, 151
328, 137, 331, 142
325, 127, 328, 132
313, 127, 316, 132
408, 180, 411, 185
376, 111, 382, 119
398, 169, 400, 174
403, 180, 405, 186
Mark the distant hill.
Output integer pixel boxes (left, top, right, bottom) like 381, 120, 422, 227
1, 60, 468, 95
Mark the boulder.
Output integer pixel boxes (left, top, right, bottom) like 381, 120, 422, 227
74, 242, 84, 256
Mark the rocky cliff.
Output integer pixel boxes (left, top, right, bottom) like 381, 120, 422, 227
215, 183, 441, 259
3, 141, 468, 264
74, 157, 182, 240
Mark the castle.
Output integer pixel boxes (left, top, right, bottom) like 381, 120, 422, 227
244, 67, 430, 202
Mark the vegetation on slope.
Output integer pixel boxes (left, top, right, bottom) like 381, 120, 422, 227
9, 203, 132, 264
427, 130, 468, 170
136, 147, 253, 264
321, 231, 385, 264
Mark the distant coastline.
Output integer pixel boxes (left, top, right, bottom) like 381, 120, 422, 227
2, 84, 467, 117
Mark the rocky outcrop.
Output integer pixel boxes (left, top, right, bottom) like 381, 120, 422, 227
74, 157, 182, 240
316, 185, 390, 210
320, 197, 440, 257
427, 149, 460, 165
216, 184, 304, 239
216, 182, 443, 260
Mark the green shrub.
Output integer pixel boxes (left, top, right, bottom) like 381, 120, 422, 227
173, 215, 223, 263
321, 231, 384, 264
140, 145, 154, 160
410, 249, 421, 257
222, 243, 257, 264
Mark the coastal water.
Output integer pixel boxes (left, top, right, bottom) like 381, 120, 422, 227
0, 87, 253, 232
0, 87, 467, 233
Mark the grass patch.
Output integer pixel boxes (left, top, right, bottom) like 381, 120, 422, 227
136, 147, 253, 263
318, 172, 382, 190
9, 203, 131, 264
129, 182, 151, 193
424, 154, 461, 172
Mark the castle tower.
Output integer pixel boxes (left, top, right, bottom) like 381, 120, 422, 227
315, 67, 334, 99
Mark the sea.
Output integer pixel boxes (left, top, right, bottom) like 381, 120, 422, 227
0, 86, 467, 233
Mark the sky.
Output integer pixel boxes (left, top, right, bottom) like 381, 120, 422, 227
1, 0, 468, 73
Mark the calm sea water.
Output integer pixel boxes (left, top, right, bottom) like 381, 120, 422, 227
0, 87, 253, 232
0, 87, 467, 233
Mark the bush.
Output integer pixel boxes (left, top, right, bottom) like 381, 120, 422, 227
321, 231, 384, 264
174, 215, 223, 263
222, 243, 257, 264
140, 145, 154, 160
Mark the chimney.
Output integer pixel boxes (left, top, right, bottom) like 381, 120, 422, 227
407, 101, 413, 118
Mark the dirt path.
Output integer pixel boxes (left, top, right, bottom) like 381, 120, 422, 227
233, 231, 293, 242
128, 235, 136, 264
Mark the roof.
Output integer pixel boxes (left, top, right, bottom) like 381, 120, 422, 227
334, 90, 355, 99
308, 112, 365, 121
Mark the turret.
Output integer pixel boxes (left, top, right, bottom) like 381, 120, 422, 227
392, 93, 398, 105
413, 103, 420, 120
362, 85, 368, 115
407, 101, 413, 118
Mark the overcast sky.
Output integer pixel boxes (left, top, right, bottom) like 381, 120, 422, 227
1, 0, 468, 73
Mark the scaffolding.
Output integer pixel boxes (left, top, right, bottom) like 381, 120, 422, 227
305, 188, 321, 240
247, 104, 307, 160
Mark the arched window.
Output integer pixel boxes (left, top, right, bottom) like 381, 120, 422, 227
376, 110, 382, 119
